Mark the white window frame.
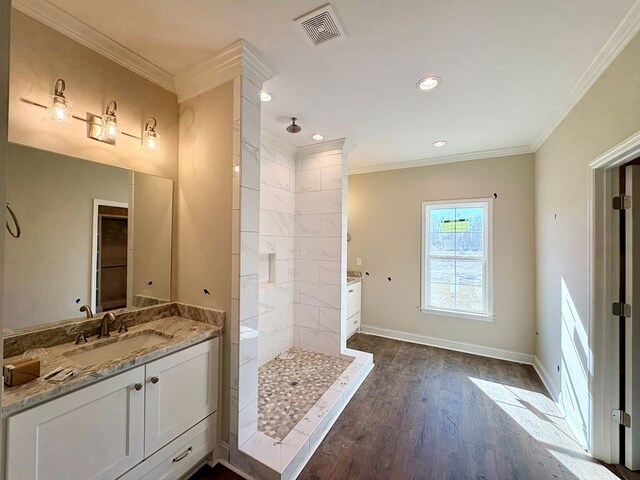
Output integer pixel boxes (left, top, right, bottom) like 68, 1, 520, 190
420, 198, 494, 321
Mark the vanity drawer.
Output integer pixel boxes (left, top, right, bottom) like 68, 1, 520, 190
119, 413, 216, 480
347, 311, 361, 338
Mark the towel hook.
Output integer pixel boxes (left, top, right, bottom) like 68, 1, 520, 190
6, 203, 21, 238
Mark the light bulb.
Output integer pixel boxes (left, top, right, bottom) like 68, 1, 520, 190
417, 76, 440, 91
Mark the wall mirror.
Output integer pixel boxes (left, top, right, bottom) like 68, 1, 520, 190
4, 143, 173, 332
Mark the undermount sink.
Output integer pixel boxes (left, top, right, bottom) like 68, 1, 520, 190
64, 330, 171, 367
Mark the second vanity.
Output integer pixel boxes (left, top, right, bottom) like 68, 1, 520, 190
2, 302, 224, 480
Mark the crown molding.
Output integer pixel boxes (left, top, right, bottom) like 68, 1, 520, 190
296, 138, 350, 159
348, 145, 534, 175
12, 0, 176, 93
175, 39, 277, 103
530, 0, 640, 150
260, 133, 298, 159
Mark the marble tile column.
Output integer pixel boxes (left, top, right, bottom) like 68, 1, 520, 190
230, 75, 262, 452
293, 140, 350, 357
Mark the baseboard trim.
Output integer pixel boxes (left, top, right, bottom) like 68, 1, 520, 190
359, 325, 534, 364
532, 355, 560, 401
533, 356, 589, 450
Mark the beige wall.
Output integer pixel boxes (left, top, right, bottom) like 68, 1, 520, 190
175, 81, 234, 443
8, 11, 179, 181
132, 172, 173, 302
535, 30, 640, 445
348, 154, 536, 356
5, 144, 130, 330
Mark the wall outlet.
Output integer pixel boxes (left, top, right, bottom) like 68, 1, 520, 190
356, 257, 362, 266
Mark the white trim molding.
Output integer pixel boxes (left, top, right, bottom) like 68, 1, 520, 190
584, 128, 640, 462
533, 356, 589, 450
12, 0, 176, 92
349, 145, 533, 175
260, 133, 297, 159
530, 1, 640, 150
533, 355, 561, 401
296, 137, 350, 160
174, 39, 277, 103
359, 325, 534, 365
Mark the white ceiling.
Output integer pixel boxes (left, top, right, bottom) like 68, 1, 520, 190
29, 0, 639, 171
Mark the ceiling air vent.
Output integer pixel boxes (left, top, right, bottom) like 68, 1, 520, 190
295, 4, 346, 46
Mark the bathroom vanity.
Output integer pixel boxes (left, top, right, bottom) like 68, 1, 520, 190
346, 276, 362, 338
2, 303, 224, 480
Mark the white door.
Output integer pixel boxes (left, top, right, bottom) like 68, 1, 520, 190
144, 338, 219, 457
6, 366, 145, 480
625, 165, 640, 470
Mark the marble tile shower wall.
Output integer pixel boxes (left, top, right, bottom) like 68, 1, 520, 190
294, 145, 348, 357
258, 142, 296, 366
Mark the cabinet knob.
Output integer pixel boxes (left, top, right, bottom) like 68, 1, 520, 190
134, 383, 142, 391
150, 376, 159, 384
348, 289, 354, 293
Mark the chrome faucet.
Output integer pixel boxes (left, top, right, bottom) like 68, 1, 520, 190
98, 312, 115, 339
79, 304, 93, 319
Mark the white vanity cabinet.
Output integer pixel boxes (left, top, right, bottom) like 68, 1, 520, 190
6, 366, 146, 480
346, 281, 362, 338
144, 338, 218, 457
5, 337, 219, 480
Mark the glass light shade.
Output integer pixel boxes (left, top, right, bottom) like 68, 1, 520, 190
142, 129, 158, 150
48, 95, 71, 121
100, 114, 119, 142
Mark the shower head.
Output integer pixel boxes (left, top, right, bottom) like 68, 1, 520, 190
286, 117, 302, 134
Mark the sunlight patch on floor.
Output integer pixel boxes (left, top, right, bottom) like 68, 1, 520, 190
469, 377, 617, 480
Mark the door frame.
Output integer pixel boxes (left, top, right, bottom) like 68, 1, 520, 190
90, 199, 129, 313
589, 129, 640, 463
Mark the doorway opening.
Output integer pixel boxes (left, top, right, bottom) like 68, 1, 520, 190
91, 200, 129, 313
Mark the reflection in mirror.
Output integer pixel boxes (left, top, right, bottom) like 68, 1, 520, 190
4, 144, 173, 331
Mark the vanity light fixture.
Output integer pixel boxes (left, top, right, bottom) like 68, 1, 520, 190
433, 140, 447, 147
260, 91, 272, 102
311, 133, 324, 141
45, 78, 73, 126
89, 100, 119, 145
142, 117, 158, 150
417, 75, 440, 91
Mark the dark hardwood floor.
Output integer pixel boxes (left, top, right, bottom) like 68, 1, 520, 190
192, 334, 636, 480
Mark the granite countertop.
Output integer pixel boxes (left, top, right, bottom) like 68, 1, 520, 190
3, 315, 222, 416
347, 270, 362, 286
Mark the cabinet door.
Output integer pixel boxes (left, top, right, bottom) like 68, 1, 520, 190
346, 282, 361, 318
6, 367, 145, 480
144, 338, 219, 456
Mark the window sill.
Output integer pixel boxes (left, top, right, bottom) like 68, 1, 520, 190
419, 307, 494, 322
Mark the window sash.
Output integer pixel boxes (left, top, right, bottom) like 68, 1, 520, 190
422, 200, 492, 317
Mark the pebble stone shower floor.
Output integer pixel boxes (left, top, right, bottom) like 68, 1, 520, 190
257, 347, 352, 441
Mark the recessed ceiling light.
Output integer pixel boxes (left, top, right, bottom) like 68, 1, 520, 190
433, 140, 447, 147
311, 133, 324, 141
417, 76, 440, 91
260, 91, 272, 102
